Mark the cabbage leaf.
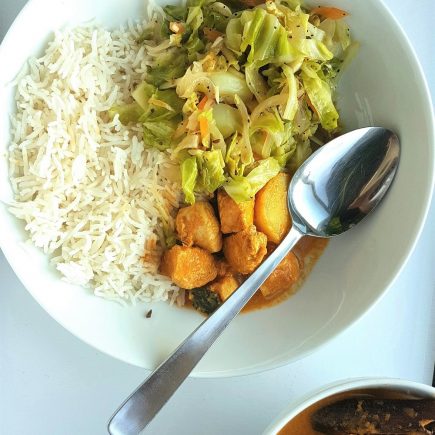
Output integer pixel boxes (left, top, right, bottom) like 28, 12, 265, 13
212, 103, 242, 138
176, 67, 253, 103
109, 103, 144, 124
196, 149, 226, 193
146, 48, 190, 87
181, 156, 198, 204
224, 157, 280, 202
142, 119, 179, 150
301, 62, 339, 131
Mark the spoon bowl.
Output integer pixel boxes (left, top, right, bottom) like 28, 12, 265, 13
108, 127, 400, 435
290, 127, 400, 237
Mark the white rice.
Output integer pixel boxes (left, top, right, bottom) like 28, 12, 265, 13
8, 19, 184, 305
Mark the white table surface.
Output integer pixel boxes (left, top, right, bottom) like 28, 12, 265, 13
1, 1, 434, 434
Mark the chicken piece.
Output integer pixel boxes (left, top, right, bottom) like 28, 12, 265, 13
260, 251, 300, 299
209, 275, 239, 302
223, 225, 267, 274
175, 202, 222, 253
160, 245, 217, 289
254, 172, 291, 244
217, 190, 254, 234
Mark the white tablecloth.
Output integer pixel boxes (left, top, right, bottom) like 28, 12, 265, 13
1, 1, 434, 434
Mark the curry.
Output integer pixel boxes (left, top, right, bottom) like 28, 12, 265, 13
278, 389, 427, 435
160, 172, 328, 314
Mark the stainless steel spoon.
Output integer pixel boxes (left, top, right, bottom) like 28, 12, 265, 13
108, 127, 400, 435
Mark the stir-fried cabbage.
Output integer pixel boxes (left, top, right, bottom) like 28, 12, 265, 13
224, 157, 281, 202
197, 149, 226, 193
181, 157, 198, 204
111, 0, 355, 203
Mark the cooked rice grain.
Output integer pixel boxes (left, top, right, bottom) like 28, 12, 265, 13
8, 22, 183, 304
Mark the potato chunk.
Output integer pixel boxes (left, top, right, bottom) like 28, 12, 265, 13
160, 245, 217, 289
209, 275, 239, 301
254, 173, 291, 244
223, 225, 267, 274
217, 190, 254, 234
175, 202, 222, 253
260, 251, 300, 299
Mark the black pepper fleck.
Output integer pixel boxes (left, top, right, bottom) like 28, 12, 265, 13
146, 309, 153, 318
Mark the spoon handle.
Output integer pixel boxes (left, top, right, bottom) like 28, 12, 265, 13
108, 226, 303, 435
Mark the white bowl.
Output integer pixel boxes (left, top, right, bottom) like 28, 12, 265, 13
264, 377, 435, 434
0, 0, 433, 377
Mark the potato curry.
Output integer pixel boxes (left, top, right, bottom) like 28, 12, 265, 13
160, 172, 328, 314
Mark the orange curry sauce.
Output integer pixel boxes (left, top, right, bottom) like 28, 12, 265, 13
244, 236, 328, 312
183, 236, 328, 312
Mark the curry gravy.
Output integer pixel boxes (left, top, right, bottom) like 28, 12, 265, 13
243, 236, 328, 312
184, 236, 328, 313
277, 389, 419, 435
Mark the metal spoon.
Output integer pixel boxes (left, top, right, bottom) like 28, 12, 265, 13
108, 127, 400, 435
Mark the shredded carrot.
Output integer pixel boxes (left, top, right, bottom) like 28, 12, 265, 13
199, 117, 209, 139
310, 6, 348, 20
203, 27, 223, 42
198, 95, 208, 111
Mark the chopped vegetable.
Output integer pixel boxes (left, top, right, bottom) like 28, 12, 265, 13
198, 111, 211, 145
142, 118, 179, 150
108, 103, 143, 124
176, 68, 254, 104
113, 0, 354, 207
288, 139, 312, 173
254, 172, 291, 244
212, 104, 242, 138
301, 62, 339, 131
197, 95, 209, 110
197, 149, 226, 194
181, 157, 198, 205
224, 157, 281, 203
147, 48, 190, 87
162, 223, 177, 249
310, 6, 349, 20
189, 287, 222, 314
